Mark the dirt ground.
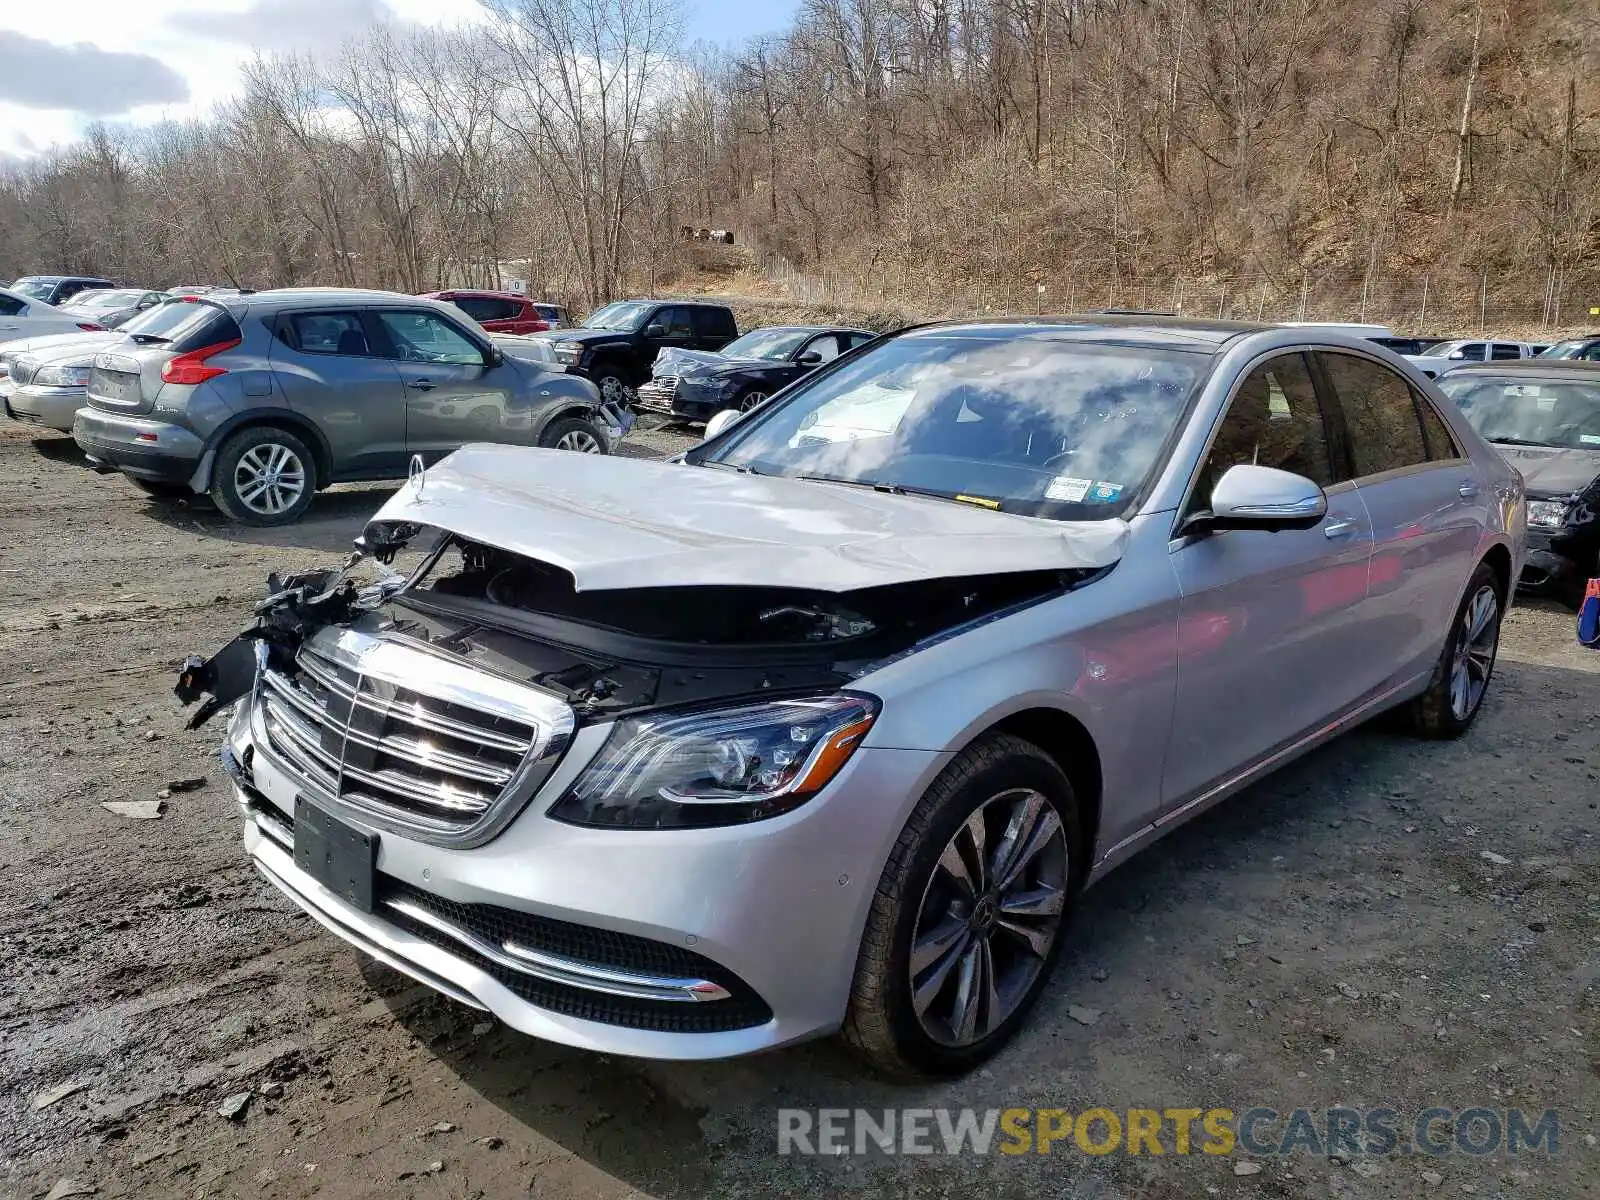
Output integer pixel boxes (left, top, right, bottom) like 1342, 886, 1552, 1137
1, 418, 1596, 1200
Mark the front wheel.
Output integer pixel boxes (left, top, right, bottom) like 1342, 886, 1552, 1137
843, 733, 1080, 1077
591, 367, 634, 408
737, 390, 769, 412
209, 426, 317, 526
1407, 562, 1503, 738
539, 416, 608, 454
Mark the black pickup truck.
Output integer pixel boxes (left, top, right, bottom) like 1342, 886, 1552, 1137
547, 299, 738, 404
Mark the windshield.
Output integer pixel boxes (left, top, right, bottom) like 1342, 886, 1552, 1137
721, 328, 812, 361
1438, 374, 1600, 450
1536, 339, 1593, 359
119, 298, 226, 342
1421, 340, 1467, 358
700, 329, 1205, 520
582, 301, 652, 332
71, 289, 141, 308
11, 279, 55, 301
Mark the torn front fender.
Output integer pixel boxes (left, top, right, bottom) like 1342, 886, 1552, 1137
174, 564, 360, 729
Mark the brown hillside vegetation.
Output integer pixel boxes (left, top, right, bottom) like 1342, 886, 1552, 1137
0, 0, 1595, 332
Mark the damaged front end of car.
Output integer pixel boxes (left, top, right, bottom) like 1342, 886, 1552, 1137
172, 445, 1126, 1057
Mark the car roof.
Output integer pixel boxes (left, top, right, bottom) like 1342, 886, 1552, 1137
900, 314, 1274, 351
428, 289, 530, 301
215, 287, 447, 312
1446, 360, 1600, 380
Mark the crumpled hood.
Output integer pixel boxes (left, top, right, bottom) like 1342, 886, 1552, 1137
1496, 444, 1600, 497
652, 347, 775, 380
368, 443, 1128, 592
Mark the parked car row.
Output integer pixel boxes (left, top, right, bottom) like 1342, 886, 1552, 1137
1, 289, 631, 525
174, 312, 1526, 1077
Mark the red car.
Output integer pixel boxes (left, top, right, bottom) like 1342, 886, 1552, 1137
419, 290, 556, 334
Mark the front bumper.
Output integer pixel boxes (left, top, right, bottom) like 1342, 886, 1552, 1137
9, 385, 88, 432
637, 378, 727, 422
72, 406, 204, 483
1518, 526, 1588, 593
228, 697, 944, 1059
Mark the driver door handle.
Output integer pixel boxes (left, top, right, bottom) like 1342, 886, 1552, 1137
407, 378, 436, 391
1324, 519, 1355, 539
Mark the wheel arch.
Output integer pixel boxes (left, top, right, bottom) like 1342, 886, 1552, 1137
980, 706, 1104, 875
199, 410, 332, 491
1479, 541, 1512, 603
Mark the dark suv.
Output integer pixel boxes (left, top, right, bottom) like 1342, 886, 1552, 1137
548, 299, 738, 403
72, 290, 629, 526
10, 275, 119, 306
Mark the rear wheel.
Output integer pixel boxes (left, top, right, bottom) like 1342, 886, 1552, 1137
209, 426, 317, 526
1407, 562, 1503, 738
737, 389, 769, 412
843, 733, 1080, 1077
538, 416, 608, 454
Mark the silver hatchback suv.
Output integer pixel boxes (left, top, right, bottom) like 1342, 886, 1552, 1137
72, 289, 628, 524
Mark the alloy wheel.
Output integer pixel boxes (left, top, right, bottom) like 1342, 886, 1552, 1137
598, 376, 634, 406
1449, 584, 1499, 721
233, 442, 307, 517
555, 428, 603, 453
739, 390, 768, 412
908, 788, 1068, 1047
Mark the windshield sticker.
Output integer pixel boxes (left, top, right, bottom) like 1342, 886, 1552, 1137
1582, 435, 1600, 445
1506, 385, 1541, 396
1088, 482, 1124, 503
1536, 395, 1557, 411
1045, 476, 1092, 503
954, 494, 1001, 509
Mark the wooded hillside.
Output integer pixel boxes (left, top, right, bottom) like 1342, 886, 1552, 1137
1, 0, 1595, 331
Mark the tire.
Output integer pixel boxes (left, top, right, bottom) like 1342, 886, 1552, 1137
538, 416, 609, 454
590, 364, 634, 408
129, 479, 190, 500
208, 426, 317, 526
843, 732, 1082, 1077
737, 389, 769, 412
1407, 561, 1503, 738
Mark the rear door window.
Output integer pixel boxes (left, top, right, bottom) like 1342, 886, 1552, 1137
452, 296, 516, 323
287, 311, 370, 356
692, 307, 737, 339
1490, 343, 1523, 361
1317, 352, 1428, 477
0, 294, 23, 317
1416, 396, 1463, 460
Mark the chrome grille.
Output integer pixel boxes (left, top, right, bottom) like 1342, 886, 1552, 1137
8, 357, 36, 387
258, 627, 574, 840
636, 376, 679, 412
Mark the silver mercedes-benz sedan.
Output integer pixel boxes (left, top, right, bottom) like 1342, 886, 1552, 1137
182, 316, 1524, 1077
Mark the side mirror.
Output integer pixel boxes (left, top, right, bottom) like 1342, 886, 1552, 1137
796, 350, 823, 365
705, 409, 743, 439
643, 322, 666, 338
484, 344, 503, 367
1448, 350, 1466, 360
1186, 464, 1328, 535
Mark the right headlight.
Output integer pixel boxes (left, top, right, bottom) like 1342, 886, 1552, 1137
34, 364, 92, 387
547, 693, 879, 829
1526, 499, 1568, 529
553, 341, 584, 363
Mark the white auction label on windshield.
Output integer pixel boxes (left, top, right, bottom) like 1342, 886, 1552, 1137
1046, 476, 1092, 502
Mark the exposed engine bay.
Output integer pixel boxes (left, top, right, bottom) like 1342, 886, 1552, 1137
175, 530, 1102, 728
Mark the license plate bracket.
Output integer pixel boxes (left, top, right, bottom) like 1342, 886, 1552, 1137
293, 800, 377, 913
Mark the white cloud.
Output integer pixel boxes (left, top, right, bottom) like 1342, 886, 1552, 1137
0, 0, 485, 157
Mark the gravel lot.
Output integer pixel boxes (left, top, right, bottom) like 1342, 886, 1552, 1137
1, 419, 1596, 1200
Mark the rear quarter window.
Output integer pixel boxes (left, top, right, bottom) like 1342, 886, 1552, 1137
123, 299, 243, 352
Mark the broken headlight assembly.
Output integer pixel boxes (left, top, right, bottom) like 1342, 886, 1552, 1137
547, 693, 879, 829
1526, 499, 1569, 530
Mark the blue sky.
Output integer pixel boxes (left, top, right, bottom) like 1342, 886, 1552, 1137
684, 0, 800, 46
0, 0, 806, 158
